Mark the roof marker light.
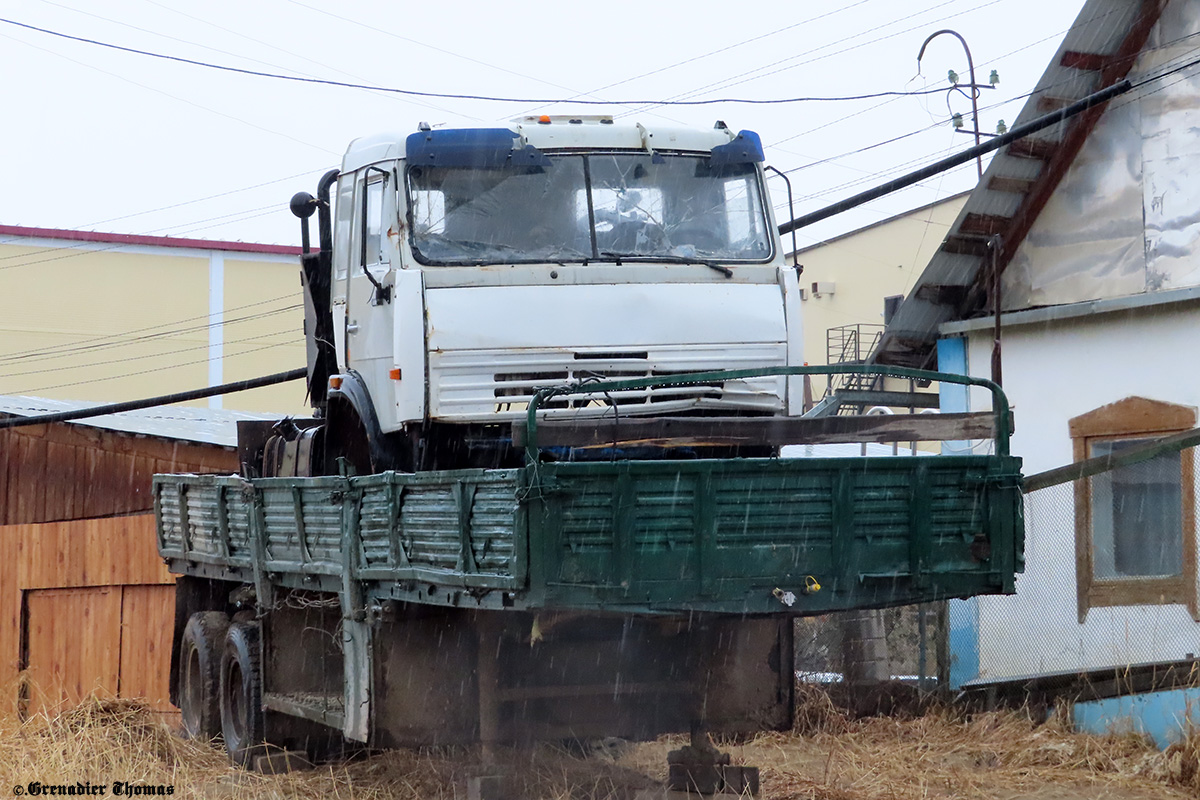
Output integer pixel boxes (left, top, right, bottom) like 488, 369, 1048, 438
538, 115, 552, 124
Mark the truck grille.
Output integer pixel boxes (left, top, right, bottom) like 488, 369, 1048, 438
429, 345, 786, 421
493, 365, 723, 410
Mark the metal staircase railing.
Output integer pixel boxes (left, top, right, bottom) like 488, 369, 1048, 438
824, 324, 885, 411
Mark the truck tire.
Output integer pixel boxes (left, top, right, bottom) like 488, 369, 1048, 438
219, 621, 265, 767
178, 611, 229, 740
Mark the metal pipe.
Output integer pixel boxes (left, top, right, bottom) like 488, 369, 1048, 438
989, 234, 1003, 386
917, 603, 929, 691
524, 364, 1014, 463
316, 169, 339, 258
0, 368, 307, 430
778, 79, 1133, 235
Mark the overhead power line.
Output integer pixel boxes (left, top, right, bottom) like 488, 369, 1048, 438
778, 36, 1200, 228
779, 79, 1136, 235
616, 0, 966, 117
519, 0, 878, 113
0, 16, 967, 107
0, 24, 336, 157
0, 368, 307, 430
0, 297, 300, 364
77, 167, 330, 230
11, 341, 298, 395
0, 326, 299, 379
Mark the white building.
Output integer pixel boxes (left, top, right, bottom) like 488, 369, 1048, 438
875, 0, 1200, 745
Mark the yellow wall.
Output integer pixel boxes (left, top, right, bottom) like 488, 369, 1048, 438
221, 258, 309, 414
0, 236, 308, 416
793, 194, 967, 398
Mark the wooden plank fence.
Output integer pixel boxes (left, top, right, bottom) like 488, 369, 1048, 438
0, 514, 175, 716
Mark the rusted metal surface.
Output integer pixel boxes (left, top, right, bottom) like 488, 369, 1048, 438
1060, 50, 1111, 71
1036, 95, 1077, 112
988, 2, 1156, 266
939, 236, 992, 257
990, 0, 1165, 304
987, 176, 1037, 194
1005, 137, 1058, 160
959, 213, 1013, 236
368, 609, 791, 747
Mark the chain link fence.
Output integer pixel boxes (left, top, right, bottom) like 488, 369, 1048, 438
966, 432, 1200, 689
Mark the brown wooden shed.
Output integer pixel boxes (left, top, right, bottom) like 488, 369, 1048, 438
0, 398, 266, 716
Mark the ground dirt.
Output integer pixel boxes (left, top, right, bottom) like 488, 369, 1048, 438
0, 695, 1195, 799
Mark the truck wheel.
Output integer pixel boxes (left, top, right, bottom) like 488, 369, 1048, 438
178, 611, 229, 740
219, 621, 265, 767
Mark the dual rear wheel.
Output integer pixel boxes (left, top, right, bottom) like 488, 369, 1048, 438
178, 612, 264, 767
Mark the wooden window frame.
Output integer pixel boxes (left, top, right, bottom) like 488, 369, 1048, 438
1070, 397, 1197, 623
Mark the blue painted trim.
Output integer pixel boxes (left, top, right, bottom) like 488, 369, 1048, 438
1074, 688, 1200, 748
405, 129, 549, 168
936, 337, 969, 412
710, 130, 764, 164
937, 337, 971, 456
938, 336, 981, 689
948, 598, 980, 689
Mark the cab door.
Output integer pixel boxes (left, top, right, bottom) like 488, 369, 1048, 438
344, 167, 399, 429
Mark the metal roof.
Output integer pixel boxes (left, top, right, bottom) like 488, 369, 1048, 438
874, 0, 1163, 367
0, 224, 302, 256
0, 395, 282, 447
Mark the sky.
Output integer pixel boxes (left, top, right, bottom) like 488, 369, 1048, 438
0, 0, 1090, 252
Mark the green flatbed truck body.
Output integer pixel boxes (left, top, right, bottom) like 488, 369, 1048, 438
158, 367, 1026, 751
156, 451, 1022, 616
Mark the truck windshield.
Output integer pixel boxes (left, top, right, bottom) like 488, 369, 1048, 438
407, 154, 772, 265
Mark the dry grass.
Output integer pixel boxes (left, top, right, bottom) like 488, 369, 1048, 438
0, 692, 1196, 799
0, 699, 655, 800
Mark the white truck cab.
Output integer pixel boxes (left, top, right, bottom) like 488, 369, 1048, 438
287, 117, 803, 474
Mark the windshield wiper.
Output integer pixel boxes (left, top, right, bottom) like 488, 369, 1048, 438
598, 252, 733, 278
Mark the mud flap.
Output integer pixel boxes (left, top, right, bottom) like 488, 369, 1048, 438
341, 617, 372, 743
341, 485, 372, 743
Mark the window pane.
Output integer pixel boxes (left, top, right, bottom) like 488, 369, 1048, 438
406, 154, 772, 265
408, 158, 589, 264
723, 173, 766, 248
334, 177, 355, 281
364, 178, 384, 265
587, 154, 772, 260
1090, 438, 1183, 578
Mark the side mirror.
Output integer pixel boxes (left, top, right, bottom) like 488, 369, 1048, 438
290, 191, 317, 252
765, 166, 800, 272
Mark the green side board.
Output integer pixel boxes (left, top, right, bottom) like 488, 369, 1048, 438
155, 451, 1023, 617
522, 455, 1023, 614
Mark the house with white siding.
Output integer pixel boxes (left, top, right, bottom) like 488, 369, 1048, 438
874, 0, 1200, 746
